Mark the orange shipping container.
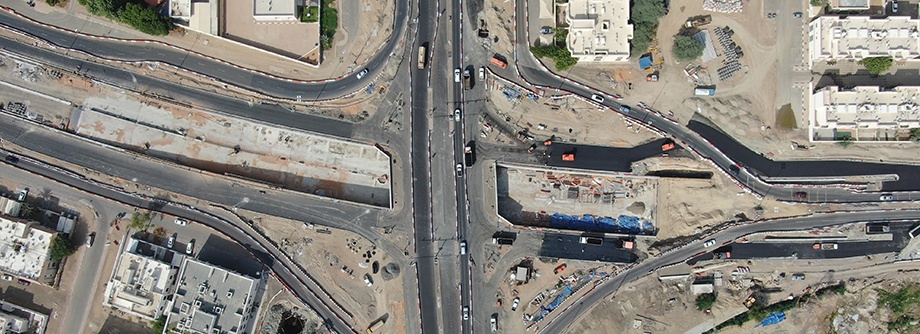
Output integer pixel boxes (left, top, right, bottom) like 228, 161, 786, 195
490, 57, 508, 69
562, 153, 575, 161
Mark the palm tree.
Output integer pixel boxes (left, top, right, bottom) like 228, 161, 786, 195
129, 211, 153, 230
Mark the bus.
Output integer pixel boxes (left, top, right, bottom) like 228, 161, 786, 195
418, 45, 427, 69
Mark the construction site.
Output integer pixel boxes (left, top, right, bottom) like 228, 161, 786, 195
496, 164, 658, 236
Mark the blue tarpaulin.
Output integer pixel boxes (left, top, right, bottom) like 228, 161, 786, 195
549, 213, 656, 235
639, 56, 653, 69
759, 312, 786, 327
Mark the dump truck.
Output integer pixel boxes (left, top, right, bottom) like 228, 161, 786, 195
554, 264, 567, 274
367, 318, 385, 334
821, 243, 838, 250
579, 236, 603, 245
685, 15, 712, 28
662, 142, 676, 151
418, 45, 427, 69
562, 153, 575, 161
694, 87, 716, 96
463, 69, 472, 90
490, 56, 507, 69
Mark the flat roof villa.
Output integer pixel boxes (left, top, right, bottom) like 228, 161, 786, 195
808, 16, 920, 65
164, 258, 263, 334
565, 0, 633, 62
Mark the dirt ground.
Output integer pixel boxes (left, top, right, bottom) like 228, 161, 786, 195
471, 0, 517, 59
567, 255, 920, 333
256, 278, 328, 334
484, 81, 662, 147
636, 157, 810, 240
492, 257, 619, 334
247, 210, 404, 331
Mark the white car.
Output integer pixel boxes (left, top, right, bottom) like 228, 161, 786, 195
511, 297, 520, 311
174, 219, 188, 226
703, 239, 717, 248
456, 163, 463, 177
2, 275, 12, 281
454, 68, 461, 82
364, 274, 374, 287
460, 241, 467, 255
490, 315, 498, 331
186, 239, 195, 255
167, 233, 176, 249
479, 67, 485, 80
462, 306, 469, 320
590, 94, 604, 103
356, 68, 369, 79
454, 109, 461, 121
880, 194, 895, 201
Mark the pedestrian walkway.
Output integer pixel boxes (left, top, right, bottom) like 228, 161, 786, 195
2, 1, 368, 80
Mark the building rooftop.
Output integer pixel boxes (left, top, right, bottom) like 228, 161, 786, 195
169, 0, 191, 19
166, 258, 263, 334
830, 0, 870, 10
0, 217, 55, 280
105, 238, 182, 320
811, 86, 920, 130
565, 0, 633, 62
253, 0, 299, 21
0, 300, 49, 334
808, 16, 920, 63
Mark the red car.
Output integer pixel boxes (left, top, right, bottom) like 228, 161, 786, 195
794, 192, 807, 199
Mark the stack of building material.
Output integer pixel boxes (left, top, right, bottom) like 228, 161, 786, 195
702, 0, 742, 13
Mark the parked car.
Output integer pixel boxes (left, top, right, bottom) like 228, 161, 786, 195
186, 239, 195, 255
880, 194, 895, 201
364, 274, 374, 287
540, 26, 553, 34
490, 314, 498, 331
511, 297, 520, 311
167, 233, 176, 249
17, 279, 29, 286
17, 188, 28, 202
590, 94, 605, 103
793, 12, 803, 18
174, 219, 188, 226
792, 273, 805, 280
703, 239, 717, 247
356, 68, 369, 79
794, 192, 808, 199
478, 67, 485, 80
893, 0, 899, 12
2, 275, 12, 281
86, 232, 96, 247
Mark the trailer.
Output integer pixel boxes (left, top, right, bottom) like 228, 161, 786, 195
490, 56, 508, 69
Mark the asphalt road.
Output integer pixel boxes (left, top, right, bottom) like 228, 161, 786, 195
0, 5, 410, 101
409, 0, 442, 332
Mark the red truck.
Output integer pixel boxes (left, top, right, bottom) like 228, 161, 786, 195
490, 57, 507, 69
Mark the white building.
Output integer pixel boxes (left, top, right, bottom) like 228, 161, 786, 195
104, 238, 184, 321
168, 0, 220, 36
0, 300, 49, 334
0, 217, 56, 282
808, 16, 920, 65
164, 258, 263, 334
253, 0, 303, 21
565, 0, 633, 62
811, 85, 920, 130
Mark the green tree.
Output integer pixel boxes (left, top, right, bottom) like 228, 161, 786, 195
631, 23, 657, 54
631, 0, 667, 25
119, 3, 172, 36
857, 57, 893, 75
696, 293, 717, 311
78, 0, 120, 18
810, 0, 828, 6
151, 316, 166, 333
45, 0, 65, 6
49, 236, 76, 261
129, 211, 153, 230
553, 28, 568, 45
301, 6, 319, 23
319, 0, 339, 50
18, 203, 35, 218
672, 35, 703, 62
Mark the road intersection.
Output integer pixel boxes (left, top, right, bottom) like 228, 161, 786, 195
1, 2, 920, 334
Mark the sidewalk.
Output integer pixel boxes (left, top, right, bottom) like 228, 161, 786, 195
5, 0, 392, 81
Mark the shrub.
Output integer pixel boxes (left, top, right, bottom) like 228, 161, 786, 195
629, 0, 666, 54
530, 44, 578, 71
858, 57, 893, 75
119, 3, 172, 36
301, 6, 319, 23
320, 0, 339, 50
695, 293, 717, 311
